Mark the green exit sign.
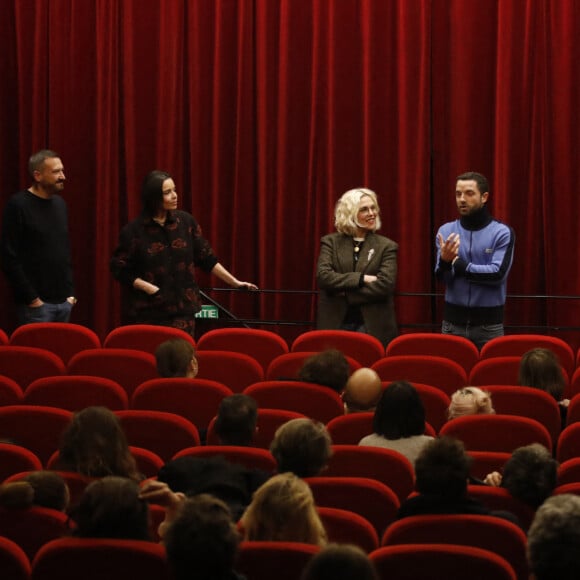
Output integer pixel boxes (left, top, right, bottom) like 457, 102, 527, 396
195, 305, 219, 319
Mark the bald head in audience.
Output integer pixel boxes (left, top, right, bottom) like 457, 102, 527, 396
342, 368, 382, 413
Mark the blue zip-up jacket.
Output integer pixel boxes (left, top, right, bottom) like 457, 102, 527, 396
435, 206, 515, 325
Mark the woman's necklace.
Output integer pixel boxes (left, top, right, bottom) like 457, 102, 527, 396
353, 238, 364, 262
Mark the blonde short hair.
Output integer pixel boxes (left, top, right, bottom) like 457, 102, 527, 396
334, 188, 382, 236
447, 387, 495, 420
240, 472, 327, 546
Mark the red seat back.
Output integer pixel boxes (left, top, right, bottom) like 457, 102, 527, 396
372, 356, 467, 397
31, 537, 169, 580
0, 405, 72, 465
317, 506, 379, 553
0, 375, 24, 405
0, 537, 30, 580
466, 485, 536, 531
381, 514, 527, 580
10, 323, 101, 364
236, 541, 320, 580
244, 381, 344, 423
195, 351, 264, 393
104, 324, 195, 353
557, 457, 580, 485
0, 506, 70, 560
324, 445, 414, 501
386, 333, 480, 373
24, 376, 129, 411
0, 443, 42, 481
0, 347, 66, 390
292, 330, 384, 367
115, 410, 200, 461
556, 422, 580, 462
67, 349, 157, 397
439, 414, 552, 453
131, 377, 233, 430
468, 357, 523, 386
484, 385, 562, 444
370, 544, 516, 580
197, 328, 288, 372
305, 476, 400, 537
480, 334, 574, 376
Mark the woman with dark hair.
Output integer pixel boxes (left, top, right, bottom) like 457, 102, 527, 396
56, 406, 141, 481
358, 381, 433, 466
72, 476, 150, 540
519, 348, 568, 404
111, 170, 257, 334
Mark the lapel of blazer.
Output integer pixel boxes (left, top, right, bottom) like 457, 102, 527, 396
336, 234, 355, 273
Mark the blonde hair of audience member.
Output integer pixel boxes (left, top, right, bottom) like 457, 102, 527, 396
240, 472, 327, 546
342, 368, 382, 413
447, 386, 495, 420
0, 471, 69, 512
155, 338, 198, 378
519, 347, 567, 403
57, 406, 141, 481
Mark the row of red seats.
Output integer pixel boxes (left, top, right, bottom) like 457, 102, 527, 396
1, 322, 579, 384
0, 535, 525, 580
4, 400, 580, 490
3, 340, 580, 404
2, 369, 580, 448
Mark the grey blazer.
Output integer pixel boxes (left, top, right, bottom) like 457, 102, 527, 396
316, 232, 398, 346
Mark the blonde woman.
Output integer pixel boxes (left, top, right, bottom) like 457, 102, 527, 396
240, 472, 327, 546
447, 386, 495, 420
316, 187, 398, 346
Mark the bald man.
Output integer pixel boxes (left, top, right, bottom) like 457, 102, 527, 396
342, 368, 382, 414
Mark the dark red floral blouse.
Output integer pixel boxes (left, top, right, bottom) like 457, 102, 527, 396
110, 210, 218, 324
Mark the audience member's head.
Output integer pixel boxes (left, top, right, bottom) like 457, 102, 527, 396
214, 394, 258, 446
342, 368, 382, 414
527, 494, 580, 580
373, 381, 425, 440
447, 386, 495, 420
25, 471, 70, 511
0, 471, 69, 512
298, 349, 350, 394
519, 347, 566, 402
155, 338, 198, 378
270, 418, 332, 477
58, 406, 140, 480
240, 472, 327, 546
301, 544, 379, 580
501, 443, 558, 508
72, 476, 150, 540
415, 436, 471, 498
164, 494, 241, 580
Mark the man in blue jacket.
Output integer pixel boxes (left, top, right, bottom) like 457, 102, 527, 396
435, 171, 515, 350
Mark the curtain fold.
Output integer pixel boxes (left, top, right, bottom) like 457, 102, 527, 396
1, 0, 579, 346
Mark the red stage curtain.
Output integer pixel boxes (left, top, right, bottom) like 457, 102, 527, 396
0, 1, 579, 346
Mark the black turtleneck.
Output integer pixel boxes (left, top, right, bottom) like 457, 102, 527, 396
459, 205, 493, 231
